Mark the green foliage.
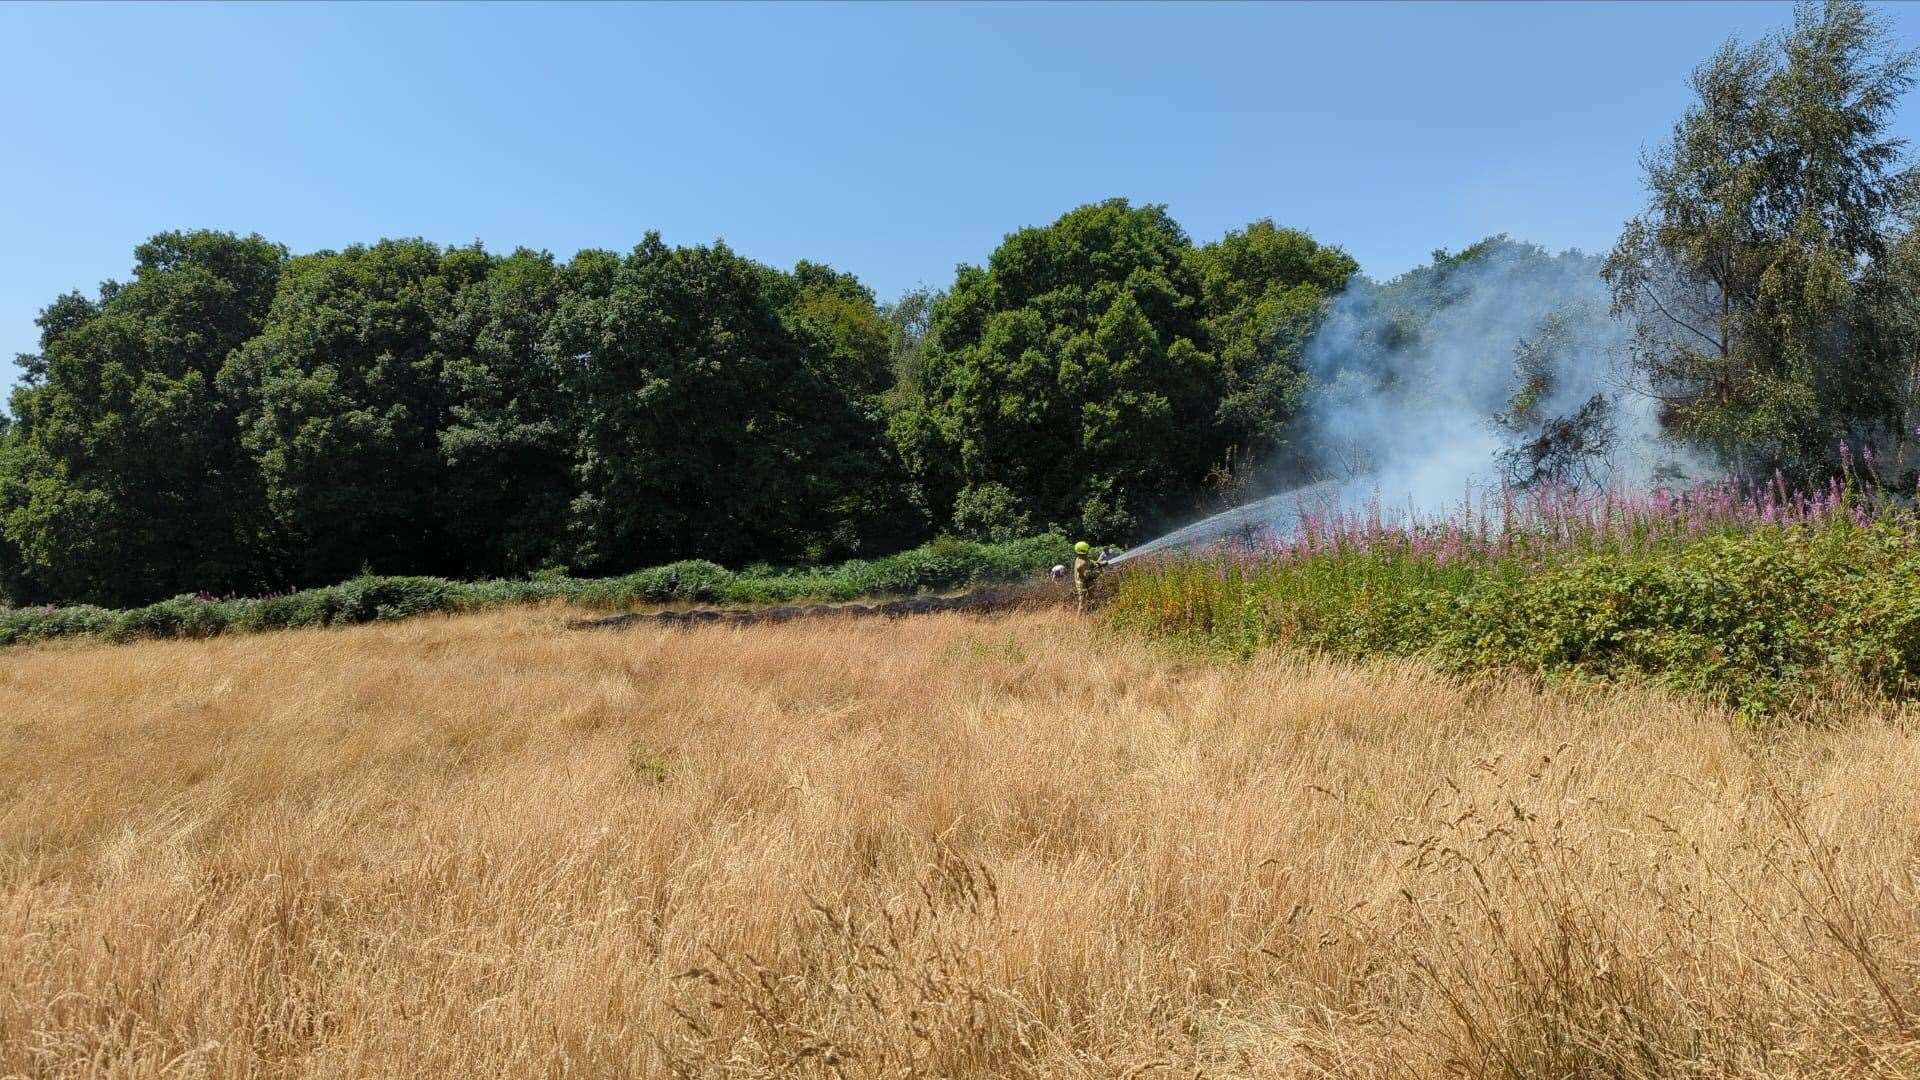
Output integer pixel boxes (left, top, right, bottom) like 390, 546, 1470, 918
907, 200, 1354, 544
573, 561, 736, 608
222, 239, 488, 586
111, 593, 242, 641
437, 247, 577, 576
0, 425, 28, 606
1192, 218, 1358, 460
1110, 520, 1920, 719
0, 534, 1068, 649
0, 209, 1355, 608
0, 602, 118, 646
1606, 0, 1918, 479
918, 200, 1210, 540
1430, 527, 1920, 715
1, 231, 286, 606
0, 230, 933, 606
950, 481, 1031, 543
880, 286, 938, 399
556, 235, 920, 574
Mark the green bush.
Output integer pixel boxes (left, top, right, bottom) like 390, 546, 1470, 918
951, 482, 1032, 542
1437, 525, 1920, 714
0, 604, 116, 646
639, 560, 736, 603
112, 595, 236, 641
452, 578, 566, 609
1109, 521, 1920, 719
0, 533, 1069, 649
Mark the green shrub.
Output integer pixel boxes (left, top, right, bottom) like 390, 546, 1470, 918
112, 594, 236, 641
234, 591, 329, 632
452, 578, 565, 609
1109, 520, 1920, 720
638, 560, 735, 603
0, 533, 1069, 649
0, 604, 116, 646
1436, 525, 1920, 715
334, 576, 459, 622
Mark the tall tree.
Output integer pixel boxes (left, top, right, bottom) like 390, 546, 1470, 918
436, 248, 576, 575
0, 417, 26, 605
773, 261, 929, 555
0, 231, 285, 605
918, 199, 1218, 541
1191, 219, 1358, 467
878, 286, 959, 531
1605, 0, 1917, 478
222, 239, 489, 585
555, 236, 914, 572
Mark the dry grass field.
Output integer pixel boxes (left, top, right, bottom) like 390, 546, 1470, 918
2, 605, 1917, 1078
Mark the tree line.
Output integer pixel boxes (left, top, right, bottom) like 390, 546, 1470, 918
0, 206, 1357, 607
3, 0, 1915, 609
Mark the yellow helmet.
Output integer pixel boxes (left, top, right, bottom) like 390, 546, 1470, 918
1074, 541, 1093, 556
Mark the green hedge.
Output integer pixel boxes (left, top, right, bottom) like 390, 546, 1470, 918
1108, 520, 1920, 719
0, 534, 1068, 649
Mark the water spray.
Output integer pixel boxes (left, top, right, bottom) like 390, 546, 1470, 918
1105, 479, 1347, 565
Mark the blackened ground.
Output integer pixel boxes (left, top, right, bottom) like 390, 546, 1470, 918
569, 580, 1075, 632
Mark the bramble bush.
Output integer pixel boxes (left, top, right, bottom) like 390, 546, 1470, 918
0, 534, 1067, 649
1107, 480, 1920, 719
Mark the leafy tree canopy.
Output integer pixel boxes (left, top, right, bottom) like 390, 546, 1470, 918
912, 199, 1354, 543
222, 238, 488, 586
1606, 0, 1918, 479
2, 231, 285, 605
555, 235, 916, 573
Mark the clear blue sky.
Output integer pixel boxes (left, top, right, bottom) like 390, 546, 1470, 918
4, 1, 1917, 402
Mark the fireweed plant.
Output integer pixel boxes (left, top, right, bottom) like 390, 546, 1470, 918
1109, 455, 1920, 719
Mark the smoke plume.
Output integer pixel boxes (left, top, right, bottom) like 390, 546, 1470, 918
1116, 238, 1701, 562
1297, 237, 1677, 513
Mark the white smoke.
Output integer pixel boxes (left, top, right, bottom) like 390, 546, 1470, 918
1114, 238, 1703, 562
1298, 238, 1676, 513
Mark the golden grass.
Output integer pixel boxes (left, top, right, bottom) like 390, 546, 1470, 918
1, 605, 1917, 1078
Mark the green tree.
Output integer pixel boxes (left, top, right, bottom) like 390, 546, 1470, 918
436, 248, 576, 575
0, 417, 25, 605
878, 287, 962, 531
555, 235, 915, 572
1856, 221, 1920, 485
771, 259, 929, 555
1191, 219, 1358, 466
916, 203, 1359, 542
881, 286, 939, 397
0, 231, 286, 605
778, 261, 896, 401
1605, 0, 1917, 478
919, 199, 1218, 541
222, 239, 490, 585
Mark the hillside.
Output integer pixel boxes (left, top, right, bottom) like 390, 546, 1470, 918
4, 606, 1917, 1077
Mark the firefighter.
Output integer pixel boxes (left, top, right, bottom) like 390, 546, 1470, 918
1071, 540, 1107, 613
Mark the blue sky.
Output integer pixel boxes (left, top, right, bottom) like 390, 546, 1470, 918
4, 1, 1917, 402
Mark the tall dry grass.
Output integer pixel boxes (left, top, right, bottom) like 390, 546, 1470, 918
1, 605, 1916, 1078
